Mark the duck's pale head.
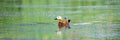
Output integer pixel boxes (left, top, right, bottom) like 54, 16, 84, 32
55, 16, 62, 20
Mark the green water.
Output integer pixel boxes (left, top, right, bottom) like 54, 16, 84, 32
0, 0, 120, 40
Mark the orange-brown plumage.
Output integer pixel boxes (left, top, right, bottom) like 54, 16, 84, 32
55, 16, 70, 31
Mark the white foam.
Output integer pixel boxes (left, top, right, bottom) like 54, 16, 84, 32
73, 22, 92, 25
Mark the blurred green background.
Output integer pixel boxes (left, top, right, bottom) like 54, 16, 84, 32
0, 0, 120, 40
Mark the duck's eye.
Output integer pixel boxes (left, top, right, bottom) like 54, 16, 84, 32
57, 17, 59, 19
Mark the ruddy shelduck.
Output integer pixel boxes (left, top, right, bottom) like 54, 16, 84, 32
55, 16, 71, 33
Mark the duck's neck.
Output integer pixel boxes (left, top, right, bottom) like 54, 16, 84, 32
58, 19, 63, 22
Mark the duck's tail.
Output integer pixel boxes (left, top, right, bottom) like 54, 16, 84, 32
68, 19, 70, 23
64, 17, 71, 29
